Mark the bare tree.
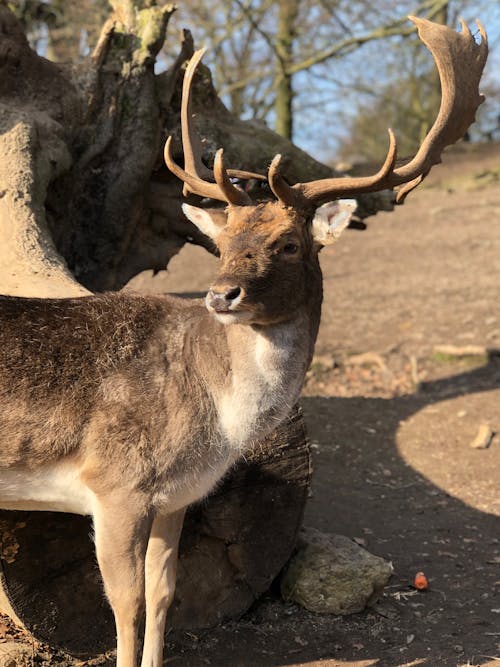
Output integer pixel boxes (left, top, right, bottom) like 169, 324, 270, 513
11, 0, 109, 60
166, 0, 452, 141
165, 0, 498, 159
13, 0, 497, 151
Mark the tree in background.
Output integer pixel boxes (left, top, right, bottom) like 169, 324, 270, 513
337, 1, 499, 161
10, 0, 499, 160
10, 0, 108, 60
167, 0, 498, 157
337, 12, 449, 163
169, 0, 453, 141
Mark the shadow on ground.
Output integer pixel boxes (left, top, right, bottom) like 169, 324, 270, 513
164, 355, 500, 667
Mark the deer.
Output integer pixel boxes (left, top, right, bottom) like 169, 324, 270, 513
0, 16, 487, 667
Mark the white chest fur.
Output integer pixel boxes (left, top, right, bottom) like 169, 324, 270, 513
153, 320, 309, 513
0, 463, 95, 515
217, 319, 309, 449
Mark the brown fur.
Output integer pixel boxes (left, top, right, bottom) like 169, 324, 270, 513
0, 293, 228, 491
214, 202, 322, 329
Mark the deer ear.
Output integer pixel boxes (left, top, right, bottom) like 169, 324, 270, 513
182, 204, 227, 242
311, 199, 357, 246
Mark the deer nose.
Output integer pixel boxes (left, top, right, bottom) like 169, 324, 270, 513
207, 285, 242, 312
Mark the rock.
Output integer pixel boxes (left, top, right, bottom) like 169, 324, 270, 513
280, 527, 393, 615
469, 423, 495, 449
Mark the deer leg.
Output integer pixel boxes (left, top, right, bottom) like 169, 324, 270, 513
140, 509, 186, 667
92, 497, 153, 667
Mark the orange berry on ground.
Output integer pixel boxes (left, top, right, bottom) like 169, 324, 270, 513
414, 571, 428, 590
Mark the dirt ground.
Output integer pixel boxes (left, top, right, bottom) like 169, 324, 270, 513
1, 142, 499, 666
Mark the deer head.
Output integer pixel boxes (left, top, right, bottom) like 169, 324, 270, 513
165, 17, 487, 327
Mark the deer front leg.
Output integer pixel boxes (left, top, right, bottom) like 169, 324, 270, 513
140, 509, 186, 667
93, 496, 153, 667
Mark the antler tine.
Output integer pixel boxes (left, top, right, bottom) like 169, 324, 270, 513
293, 17, 487, 206
165, 48, 252, 205
164, 136, 224, 201
181, 47, 214, 184
268, 154, 311, 209
214, 149, 252, 205
290, 130, 398, 205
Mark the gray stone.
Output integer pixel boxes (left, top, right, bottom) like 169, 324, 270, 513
281, 527, 393, 615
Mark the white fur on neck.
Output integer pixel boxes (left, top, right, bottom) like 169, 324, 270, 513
217, 316, 309, 448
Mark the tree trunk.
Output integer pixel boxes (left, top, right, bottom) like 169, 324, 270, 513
275, 0, 299, 140
0, 2, 392, 655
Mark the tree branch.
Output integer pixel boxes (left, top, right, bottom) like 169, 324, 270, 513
222, 0, 450, 93
286, 0, 450, 75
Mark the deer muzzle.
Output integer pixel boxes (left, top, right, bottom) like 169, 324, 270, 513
206, 285, 243, 313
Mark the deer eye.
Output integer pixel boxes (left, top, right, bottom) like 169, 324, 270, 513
282, 243, 299, 255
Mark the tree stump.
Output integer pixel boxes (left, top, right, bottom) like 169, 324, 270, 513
0, 407, 310, 657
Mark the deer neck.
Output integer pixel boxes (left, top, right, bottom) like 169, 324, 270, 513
211, 294, 321, 450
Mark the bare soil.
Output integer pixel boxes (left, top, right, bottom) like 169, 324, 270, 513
2, 142, 500, 666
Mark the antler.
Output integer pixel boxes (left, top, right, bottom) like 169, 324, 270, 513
166, 18, 487, 211
164, 48, 266, 206
270, 16, 488, 207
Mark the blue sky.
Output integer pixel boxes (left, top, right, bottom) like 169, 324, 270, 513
292, 6, 500, 161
